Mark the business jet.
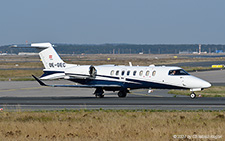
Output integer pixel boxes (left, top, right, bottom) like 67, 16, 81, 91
12, 43, 211, 99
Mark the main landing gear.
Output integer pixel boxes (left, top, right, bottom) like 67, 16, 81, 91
190, 92, 196, 99
94, 88, 129, 98
94, 88, 104, 98
118, 90, 127, 97
118, 89, 129, 98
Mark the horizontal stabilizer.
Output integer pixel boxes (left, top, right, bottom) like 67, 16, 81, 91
32, 75, 47, 86
11, 43, 52, 49
13, 42, 65, 70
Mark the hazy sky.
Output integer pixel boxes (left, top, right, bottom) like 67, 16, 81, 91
0, 0, 225, 45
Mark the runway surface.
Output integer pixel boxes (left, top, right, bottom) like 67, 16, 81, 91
0, 70, 225, 111
0, 96, 225, 111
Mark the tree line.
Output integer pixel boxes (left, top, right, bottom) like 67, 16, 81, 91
0, 44, 224, 54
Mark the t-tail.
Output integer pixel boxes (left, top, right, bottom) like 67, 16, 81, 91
12, 42, 74, 79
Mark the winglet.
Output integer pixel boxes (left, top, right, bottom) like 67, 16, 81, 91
32, 75, 47, 86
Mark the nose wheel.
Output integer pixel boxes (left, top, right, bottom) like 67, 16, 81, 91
190, 92, 196, 99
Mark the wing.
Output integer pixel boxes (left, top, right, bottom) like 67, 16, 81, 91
32, 75, 121, 89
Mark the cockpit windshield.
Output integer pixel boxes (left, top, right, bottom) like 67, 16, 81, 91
168, 69, 189, 75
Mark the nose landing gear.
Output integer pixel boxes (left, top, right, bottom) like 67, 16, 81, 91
190, 92, 196, 99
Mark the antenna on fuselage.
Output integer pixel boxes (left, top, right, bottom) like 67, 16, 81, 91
129, 62, 132, 66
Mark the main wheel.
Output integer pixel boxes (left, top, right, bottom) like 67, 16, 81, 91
190, 93, 196, 99
118, 91, 127, 97
95, 93, 104, 98
94, 88, 104, 98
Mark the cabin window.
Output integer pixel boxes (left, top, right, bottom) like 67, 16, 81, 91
146, 71, 150, 76
152, 70, 156, 76
116, 70, 119, 75
133, 71, 137, 76
121, 71, 125, 76
139, 70, 143, 76
127, 71, 130, 76
169, 69, 189, 75
110, 70, 114, 75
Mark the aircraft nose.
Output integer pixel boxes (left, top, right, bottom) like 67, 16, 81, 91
202, 80, 211, 88
185, 76, 211, 89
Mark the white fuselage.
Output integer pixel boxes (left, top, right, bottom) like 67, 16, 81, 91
13, 42, 211, 98
42, 64, 211, 92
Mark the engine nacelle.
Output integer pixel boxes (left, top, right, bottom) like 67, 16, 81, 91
65, 65, 97, 79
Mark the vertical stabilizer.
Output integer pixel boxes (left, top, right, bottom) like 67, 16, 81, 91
12, 42, 73, 79
31, 43, 65, 70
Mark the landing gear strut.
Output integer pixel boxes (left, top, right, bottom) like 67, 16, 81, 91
190, 92, 196, 99
94, 88, 104, 98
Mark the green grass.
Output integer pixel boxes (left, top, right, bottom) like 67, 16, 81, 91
0, 62, 43, 69
0, 70, 42, 81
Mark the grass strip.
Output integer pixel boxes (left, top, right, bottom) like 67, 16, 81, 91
0, 110, 224, 140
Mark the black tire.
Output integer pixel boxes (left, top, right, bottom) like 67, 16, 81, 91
118, 91, 127, 97
190, 93, 196, 99
95, 94, 104, 98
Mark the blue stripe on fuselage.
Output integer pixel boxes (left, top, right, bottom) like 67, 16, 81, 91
40, 71, 185, 90
41, 70, 64, 78
69, 78, 185, 90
